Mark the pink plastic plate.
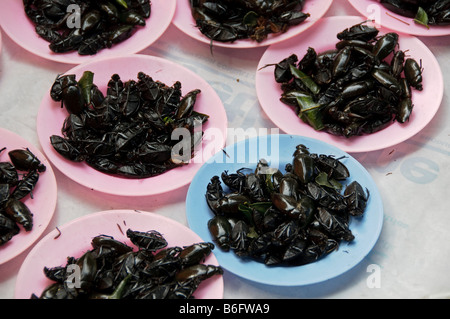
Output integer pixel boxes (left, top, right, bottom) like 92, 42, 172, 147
186, 134, 384, 286
0, 0, 176, 64
172, 0, 333, 48
37, 54, 228, 196
348, 0, 450, 37
14, 209, 224, 299
256, 16, 443, 153
0, 128, 57, 265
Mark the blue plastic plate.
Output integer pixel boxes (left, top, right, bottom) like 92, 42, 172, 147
186, 134, 384, 286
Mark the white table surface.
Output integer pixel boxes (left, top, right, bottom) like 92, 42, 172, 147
0, 0, 449, 299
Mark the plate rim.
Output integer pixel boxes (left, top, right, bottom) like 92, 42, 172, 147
0, 0, 177, 64
36, 53, 228, 197
255, 15, 444, 153
14, 209, 224, 299
172, 0, 334, 49
0, 128, 57, 265
185, 133, 384, 286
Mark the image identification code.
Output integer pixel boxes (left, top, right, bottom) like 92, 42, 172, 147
179, 303, 270, 316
